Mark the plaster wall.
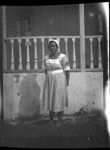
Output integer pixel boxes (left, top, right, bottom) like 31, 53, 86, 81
3, 72, 103, 120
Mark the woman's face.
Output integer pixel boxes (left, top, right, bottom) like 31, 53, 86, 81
48, 41, 58, 55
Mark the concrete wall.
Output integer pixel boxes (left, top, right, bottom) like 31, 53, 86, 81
3, 72, 103, 120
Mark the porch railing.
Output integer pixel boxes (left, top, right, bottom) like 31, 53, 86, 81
4, 35, 103, 72
85, 35, 103, 71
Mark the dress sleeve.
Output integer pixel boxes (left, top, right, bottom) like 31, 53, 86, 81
43, 55, 48, 68
60, 54, 70, 71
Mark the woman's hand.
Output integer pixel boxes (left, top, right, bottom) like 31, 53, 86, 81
67, 79, 69, 86
45, 69, 47, 75
65, 70, 70, 86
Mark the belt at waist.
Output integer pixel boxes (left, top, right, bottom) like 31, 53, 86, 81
47, 69, 63, 74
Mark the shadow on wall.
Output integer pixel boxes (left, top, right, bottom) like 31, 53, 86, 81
19, 74, 41, 118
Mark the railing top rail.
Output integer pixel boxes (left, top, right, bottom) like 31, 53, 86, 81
5, 35, 103, 40
5, 35, 80, 40
85, 35, 103, 38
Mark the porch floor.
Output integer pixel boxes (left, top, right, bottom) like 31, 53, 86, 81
0, 111, 109, 148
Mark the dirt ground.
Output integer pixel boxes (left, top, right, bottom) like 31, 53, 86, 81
0, 110, 110, 148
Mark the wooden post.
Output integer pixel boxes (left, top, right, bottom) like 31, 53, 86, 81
79, 4, 85, 71
33, 38, 38, 69
18, 38, 22, 70
57, 37, 60, 53
72, 37, 76, 69
98, 37, 102, 69
90, 38, 94, 69
64, 38, 68, 60
25, 38, 30, 70
41, 37, 45, 69
10, 39, 15, 70
2, 6, 7, 70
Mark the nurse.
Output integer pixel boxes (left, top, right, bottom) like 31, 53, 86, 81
42, 39, 70, 125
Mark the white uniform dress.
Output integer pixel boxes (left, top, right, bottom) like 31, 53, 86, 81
42, 53, 70, 112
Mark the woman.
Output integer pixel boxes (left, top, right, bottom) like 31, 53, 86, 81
42, 39, 70, 125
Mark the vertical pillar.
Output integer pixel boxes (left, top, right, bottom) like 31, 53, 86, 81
2, 6, 7, 70
18, 38, 23, 70
64, 38, 68, 60
90, 38, 94, 69
79, 4, 85, 71
72, 37, 76, 69
57, 37, 60, 53
33, 38, 38, 69
41, 37, 45, 69
98, 37, 102, 69
25, 38, 30, 70
10, 39, 15, 70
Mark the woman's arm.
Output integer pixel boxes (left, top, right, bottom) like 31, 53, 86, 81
60, 54, 70, 86
44, 56, 48, 75
45, 69, 47, 75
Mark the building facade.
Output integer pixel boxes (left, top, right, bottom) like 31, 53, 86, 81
1, 3, 106, 121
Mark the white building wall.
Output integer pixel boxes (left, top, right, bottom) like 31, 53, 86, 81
3, 72, 103, 120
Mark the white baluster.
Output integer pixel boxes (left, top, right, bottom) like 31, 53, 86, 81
33, 38, 38, 69
64, 38, 68, 59
25, 38, 30, 70
90, 38, 94, 69
10, 39, 15, 70
72, 37, 76, 69
57, 37, 60, 53
41, 37, 45, 69
18, 38, 22, 70
98, 37, 102, 69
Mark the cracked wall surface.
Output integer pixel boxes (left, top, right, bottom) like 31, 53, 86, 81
2, 72, 103, 120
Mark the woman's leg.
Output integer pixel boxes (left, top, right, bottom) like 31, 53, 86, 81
55, 111, 64, 126
49, 111, 55, 121
58, 111, 64, 121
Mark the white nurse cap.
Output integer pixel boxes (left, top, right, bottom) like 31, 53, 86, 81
48, 39, 59, 47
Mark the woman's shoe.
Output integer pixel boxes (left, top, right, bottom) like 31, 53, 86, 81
48, 120, 56, 126
55, 119, 63, 127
